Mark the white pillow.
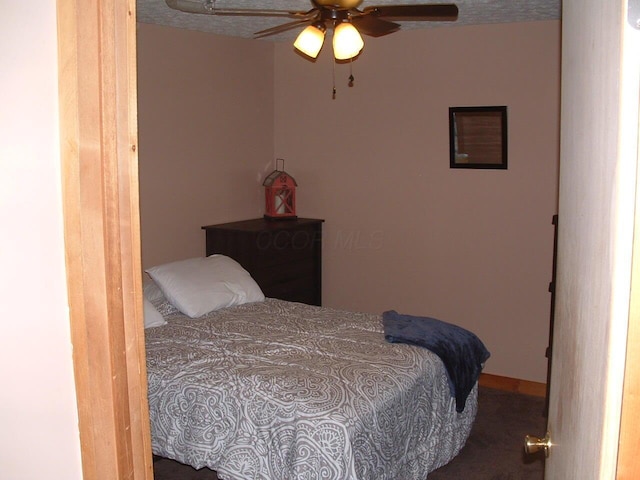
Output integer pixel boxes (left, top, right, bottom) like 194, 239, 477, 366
143, 278, 165, 304
145, 255, 265, 318
143, 297, 167, 328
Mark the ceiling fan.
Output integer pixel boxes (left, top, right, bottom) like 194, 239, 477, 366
166, 0, 459, 59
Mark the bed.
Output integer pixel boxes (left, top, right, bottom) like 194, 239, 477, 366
143, 255, 486, 480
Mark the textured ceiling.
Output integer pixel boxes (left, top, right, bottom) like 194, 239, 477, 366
137, 0, 561, 41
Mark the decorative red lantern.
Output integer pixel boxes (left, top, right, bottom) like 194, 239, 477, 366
263, 159, 297, 220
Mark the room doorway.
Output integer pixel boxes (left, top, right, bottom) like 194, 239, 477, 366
56, 1, 639, 478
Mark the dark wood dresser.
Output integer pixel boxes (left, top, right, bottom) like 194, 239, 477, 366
202, 218, 324, 306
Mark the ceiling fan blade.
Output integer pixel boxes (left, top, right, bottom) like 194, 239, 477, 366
165, 0, 311, 19
362, 4, 459, 21
254, 19, 314, 38
352, 15, 400, 37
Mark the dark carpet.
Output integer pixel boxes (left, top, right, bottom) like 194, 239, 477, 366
152, 387, 546, 480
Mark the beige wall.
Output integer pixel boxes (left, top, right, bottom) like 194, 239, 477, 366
137, 24, 275, 268
0, 3, 82, 478
137, 21, 560, 383
274, 21, 560, 383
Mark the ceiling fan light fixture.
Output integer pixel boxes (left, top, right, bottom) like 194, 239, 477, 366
294, 23, 326, 59
332, 21, 364, 60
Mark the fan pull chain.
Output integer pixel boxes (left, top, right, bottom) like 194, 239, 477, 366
348, 58, 354, 87
332, 58, 356, 98
332, 58, 337, 99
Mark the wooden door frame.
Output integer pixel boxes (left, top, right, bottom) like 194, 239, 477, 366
57, 0, 153, 478
615, 5, 640, 476
617, 189, 640, 480
616, 97, 640, 478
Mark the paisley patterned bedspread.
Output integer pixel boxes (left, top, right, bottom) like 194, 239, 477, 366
145, 299, 477, 480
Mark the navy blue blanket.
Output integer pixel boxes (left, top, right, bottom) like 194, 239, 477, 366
382, 310, 490, 413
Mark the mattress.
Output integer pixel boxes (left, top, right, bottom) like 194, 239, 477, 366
145, 298, 476, 480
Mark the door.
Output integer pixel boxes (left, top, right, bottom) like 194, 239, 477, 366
543, 0, 640, 478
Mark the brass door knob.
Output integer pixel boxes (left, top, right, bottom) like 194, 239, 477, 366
524, 431, 551, 457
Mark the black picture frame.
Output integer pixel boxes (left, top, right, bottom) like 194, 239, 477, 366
449, 106, 508, 169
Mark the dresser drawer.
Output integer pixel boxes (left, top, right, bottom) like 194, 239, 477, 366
263, 276, 320, 306
252, 258, 316, 287
252, 226, 319, 268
